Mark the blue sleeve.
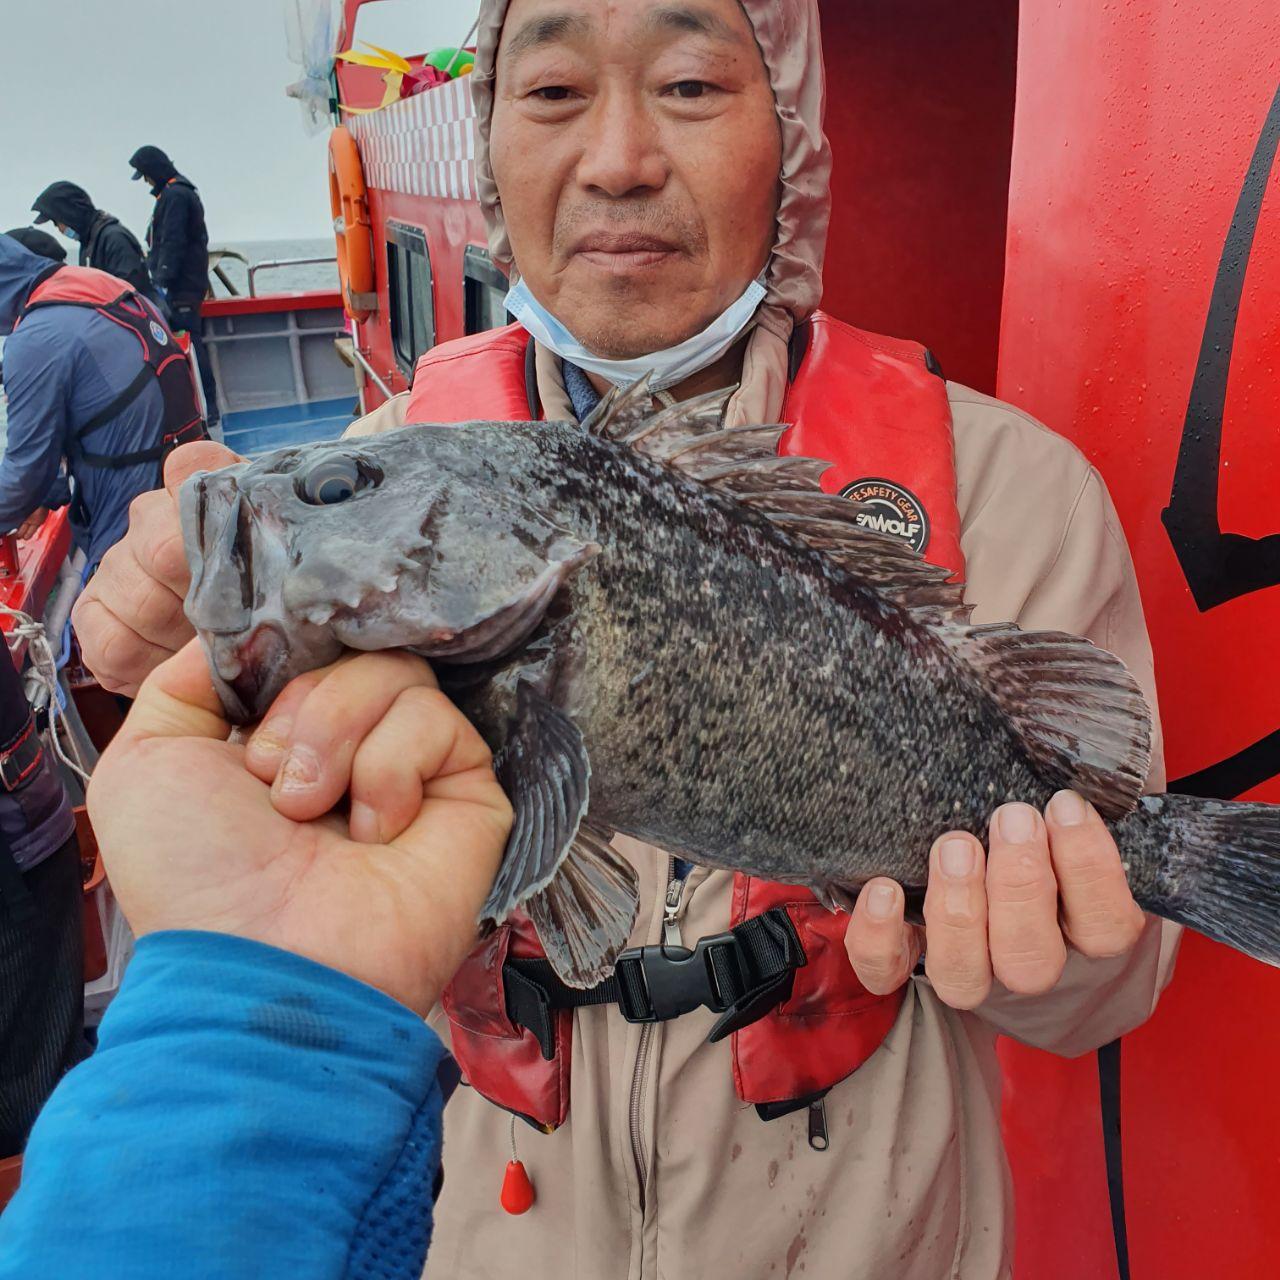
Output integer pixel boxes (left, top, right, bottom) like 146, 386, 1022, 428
0, 330, 71, 531
0, 931, 446, 1280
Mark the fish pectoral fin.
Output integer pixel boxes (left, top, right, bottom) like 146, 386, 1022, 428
527, 823, 640, 988
480, 683, 591, 924
939, 623, 1152, 819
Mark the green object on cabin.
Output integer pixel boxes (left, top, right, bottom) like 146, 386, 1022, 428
425, 47, 475, 79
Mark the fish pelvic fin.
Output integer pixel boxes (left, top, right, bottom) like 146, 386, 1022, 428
940, 622, 1151, 818
480, 682, 591, 924
527, 824, 640, 988
1122, 794, 1280, 966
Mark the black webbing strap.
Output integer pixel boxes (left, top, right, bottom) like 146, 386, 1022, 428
70, 365, 155, 448
73, 419, 208, 471
504, 907, 805, 1061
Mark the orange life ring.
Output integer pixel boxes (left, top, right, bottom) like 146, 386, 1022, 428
328, 126, 376, 321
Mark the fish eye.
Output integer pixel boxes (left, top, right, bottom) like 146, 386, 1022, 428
295, 455, 382, 506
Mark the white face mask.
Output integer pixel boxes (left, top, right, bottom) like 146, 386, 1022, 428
504, 276, 767, 393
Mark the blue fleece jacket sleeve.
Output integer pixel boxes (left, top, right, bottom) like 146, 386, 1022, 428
0, 931, 446, 1280
0, 330, 71, 531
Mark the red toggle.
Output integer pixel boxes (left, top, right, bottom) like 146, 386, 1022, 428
499, 1159, 535, 1215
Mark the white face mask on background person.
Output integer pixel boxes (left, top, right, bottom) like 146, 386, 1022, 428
504, 276, 768, 393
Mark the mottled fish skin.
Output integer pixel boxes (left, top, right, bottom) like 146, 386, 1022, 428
179, 416, 1280, 977
181, 422, 1073, 900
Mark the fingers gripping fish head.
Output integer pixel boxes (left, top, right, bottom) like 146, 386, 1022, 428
178, 426, 599, 723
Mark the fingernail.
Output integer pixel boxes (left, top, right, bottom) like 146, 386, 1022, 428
997, 803, 1038, 844
277, 746, 320, 793
350, 800, 380, 843
939, 837, 974, 878
1048, 789, 1088, 827
866, 884, 899, 920
249, 725, 288, 762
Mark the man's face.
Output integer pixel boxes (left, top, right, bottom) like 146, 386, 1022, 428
491, 0, 782, 359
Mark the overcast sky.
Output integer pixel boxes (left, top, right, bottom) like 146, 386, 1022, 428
1, 0, 477, 246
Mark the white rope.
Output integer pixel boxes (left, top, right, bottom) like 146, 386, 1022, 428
0, 603, 92, 788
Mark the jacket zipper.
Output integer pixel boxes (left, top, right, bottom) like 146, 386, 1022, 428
628, 857, 686, 1211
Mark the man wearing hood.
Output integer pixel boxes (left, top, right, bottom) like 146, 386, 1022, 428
73, 2, 1178, 1276
30, 181, 161, 312
128, 146, 218, 427
0, 234, 205, 570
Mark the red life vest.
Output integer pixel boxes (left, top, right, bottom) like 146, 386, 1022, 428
407, 311, 963, 1128
15, 265, 207, 479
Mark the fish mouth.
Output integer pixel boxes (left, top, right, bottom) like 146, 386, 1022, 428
206, 623, 292, 725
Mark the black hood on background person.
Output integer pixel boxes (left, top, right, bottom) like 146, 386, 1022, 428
31, 182, 97, 238
129, 145, 178, 189
4, 227, 66, 262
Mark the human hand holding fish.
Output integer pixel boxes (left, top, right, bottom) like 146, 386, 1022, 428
86, 639, 512, 1016
844, 794, 1148, 1009
72, 440, 240, 697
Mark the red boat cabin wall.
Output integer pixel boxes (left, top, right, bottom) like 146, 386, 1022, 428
819, 0, 1018, 395
997, 2, 1280, 1277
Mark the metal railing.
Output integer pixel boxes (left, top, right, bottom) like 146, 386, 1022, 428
349, 344, 395, 401
246, 256, 339, 297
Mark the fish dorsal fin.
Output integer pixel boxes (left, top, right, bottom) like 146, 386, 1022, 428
596, 376, 966, 613
938, 624, 1152, 817
602, 377, 1151, 817
619, 387, 733, 453
581, 373, 656, 441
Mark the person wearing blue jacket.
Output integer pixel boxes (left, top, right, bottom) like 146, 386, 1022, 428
0, 640, 511, 1277
0, 234, 205, 571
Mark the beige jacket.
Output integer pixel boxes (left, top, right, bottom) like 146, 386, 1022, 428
350, 372, 1179, 1280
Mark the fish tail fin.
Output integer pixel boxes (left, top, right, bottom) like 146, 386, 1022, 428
940, 623, 1151, 818
527, 826, 640, 988
1123, 794, 1280, 965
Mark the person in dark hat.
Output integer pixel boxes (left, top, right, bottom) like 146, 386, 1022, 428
30, 181, 161, 312
128, 146, 218, 427
2, 229, 65, 263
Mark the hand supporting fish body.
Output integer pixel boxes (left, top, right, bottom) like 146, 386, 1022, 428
179, 382, 1280, 987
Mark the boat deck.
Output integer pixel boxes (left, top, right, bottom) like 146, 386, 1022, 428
220, 394, 357, 457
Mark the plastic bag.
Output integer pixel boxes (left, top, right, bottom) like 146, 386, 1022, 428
283, 0, 344, 134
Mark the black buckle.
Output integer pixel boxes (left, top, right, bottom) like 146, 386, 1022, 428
614, 932, 742, 1024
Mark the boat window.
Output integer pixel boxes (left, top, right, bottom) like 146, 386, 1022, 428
386, 222, 435, 376
463, 245, 511, 335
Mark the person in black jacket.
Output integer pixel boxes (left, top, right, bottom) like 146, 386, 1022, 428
30, 182, 163, 313
2, 229, 65, 263
128, 146, 219, 427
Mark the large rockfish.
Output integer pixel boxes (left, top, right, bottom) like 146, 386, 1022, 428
179, 381, 1280, 987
